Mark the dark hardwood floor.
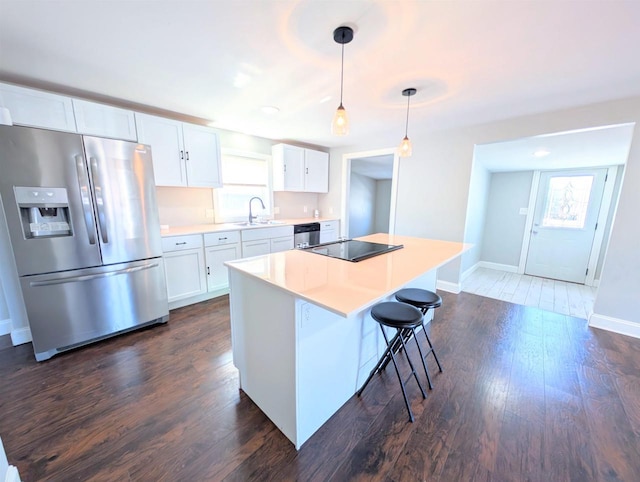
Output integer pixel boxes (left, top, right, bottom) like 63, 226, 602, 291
1, 291, 640, 481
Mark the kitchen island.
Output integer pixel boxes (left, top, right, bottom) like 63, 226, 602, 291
225, 233, 469, 449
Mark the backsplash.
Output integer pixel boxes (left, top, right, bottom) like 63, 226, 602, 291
155, 187, 319, 227
156, 187, 214, 226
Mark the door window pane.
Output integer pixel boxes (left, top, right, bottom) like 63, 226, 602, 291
542, 175, 594, 229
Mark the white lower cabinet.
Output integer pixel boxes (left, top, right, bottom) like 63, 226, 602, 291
320, 220, 340, 243
161, 235, 207, 303
242, 239, 271, 257
270, 236, 294, 253
204, 231, 241, 292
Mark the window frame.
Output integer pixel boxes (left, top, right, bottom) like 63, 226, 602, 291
213, 148, 273, 224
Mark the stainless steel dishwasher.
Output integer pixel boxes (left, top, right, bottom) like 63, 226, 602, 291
294, 222, 320, 248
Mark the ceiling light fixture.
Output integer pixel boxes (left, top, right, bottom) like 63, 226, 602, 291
533, 148, 550, 158
398, 88, 417, 157
331, 25, 354, 136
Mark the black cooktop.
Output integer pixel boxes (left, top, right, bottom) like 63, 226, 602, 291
303, 239, 403, 262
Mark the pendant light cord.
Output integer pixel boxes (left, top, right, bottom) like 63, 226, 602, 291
340, 40, 345, 105
404, 93, 411, 137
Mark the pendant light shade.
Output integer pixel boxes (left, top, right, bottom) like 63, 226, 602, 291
398, 88, 416, 158
332, 26, 354, 136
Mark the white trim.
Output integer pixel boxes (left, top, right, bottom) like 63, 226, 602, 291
168, 289, 229, 311
5, 465, 21, 482
436, 280, 461, 294
585, 166, 618, 286
461, 262, 480, 281
477, 261, 519, 273
589, 313, 640, 340
593, 278, 600, 287
518, 170, 540, 274
10, 326, 31, 346
340, 147, 398, 239
0, 317, 10, 336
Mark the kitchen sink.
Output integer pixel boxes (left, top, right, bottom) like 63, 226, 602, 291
234, 220, 285, 226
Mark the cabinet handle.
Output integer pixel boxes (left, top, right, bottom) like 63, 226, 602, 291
306, 167, 309, 174
219, 237, 227, 241
207, 267, 210, 275
175, 242, 187, 245
284, 164, 287, 172
180, 150, 184, 160
185, 151, 190, 161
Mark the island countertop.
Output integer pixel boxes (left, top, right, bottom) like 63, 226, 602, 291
225, 233, 470, 317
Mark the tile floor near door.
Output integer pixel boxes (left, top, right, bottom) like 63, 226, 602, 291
463, 267, 597, 320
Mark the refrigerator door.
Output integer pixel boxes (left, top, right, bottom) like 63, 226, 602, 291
83, 136, 163, 265
20, 258, 169, 361
0, 125, 102, 276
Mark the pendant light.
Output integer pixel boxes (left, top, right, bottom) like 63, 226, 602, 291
332, 26, 354, 136
398, 88, 416, 157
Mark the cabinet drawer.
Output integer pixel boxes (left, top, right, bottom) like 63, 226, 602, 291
161, 234, 203, 252
204, 230, 241, 246
320, 220, 339, 231
72, 99, 137, 140
241, 225, 293, 242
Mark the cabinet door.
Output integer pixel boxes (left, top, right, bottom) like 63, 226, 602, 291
72, 99, 137, 140
182, 123, 222, 188
135, 113, 186, 186
242, 240, 271, 258
0, 82, 76, 132
163, 248, 207, 302
319, 229, 336, 244
273, 144, 305, 191
304, 149, 329, 193
270, 236, 294, 253
205, 244, 241, 292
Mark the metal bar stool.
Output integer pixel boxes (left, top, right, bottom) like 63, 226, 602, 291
357, 301, 428, 422
394, 288, 443, 389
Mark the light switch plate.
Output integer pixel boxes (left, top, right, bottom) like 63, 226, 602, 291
519, 207, 528, 215
274, 206, 280, 214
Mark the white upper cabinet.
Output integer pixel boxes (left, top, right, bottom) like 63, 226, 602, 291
135, 113, 221, 188
0, 82, 76, 132
272, 143, 329, 193
72, 99, 137, 140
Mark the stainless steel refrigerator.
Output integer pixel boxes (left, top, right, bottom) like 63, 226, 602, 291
0, 125, 169, 361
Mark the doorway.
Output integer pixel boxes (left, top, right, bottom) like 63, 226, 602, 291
524, 168, 608, 283
341, 149, 399, 238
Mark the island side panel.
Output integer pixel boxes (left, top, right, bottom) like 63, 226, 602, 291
228, 269, 298, 446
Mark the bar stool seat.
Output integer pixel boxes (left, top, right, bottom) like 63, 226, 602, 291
394, 288, 443, 389
357, 301, 428, 422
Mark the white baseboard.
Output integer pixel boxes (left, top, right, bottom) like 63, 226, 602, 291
168, 288, 229, 311
477, 261, 519, 273
461, 263, 480, 282
589, 313, 640, 340
10, 326, 31, 346
436, 280, 461, 294
0, 317, 10, 336
5, 465, 21, 482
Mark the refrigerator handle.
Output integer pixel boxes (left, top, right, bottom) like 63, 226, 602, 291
89, 157, 109, 244
28, 262, 160, 287
75, 155, 97, 245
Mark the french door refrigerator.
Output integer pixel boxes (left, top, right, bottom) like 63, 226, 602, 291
0, 125, 169, 361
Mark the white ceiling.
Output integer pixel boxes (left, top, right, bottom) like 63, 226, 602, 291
474, 123, 636, 172
1, 1, 640, 150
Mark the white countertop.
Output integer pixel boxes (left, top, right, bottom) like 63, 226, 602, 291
159, 217, 339, 237
225, 233, 470, 317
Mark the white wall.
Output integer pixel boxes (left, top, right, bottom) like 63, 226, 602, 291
481, 171, 533, 267
374, 180, 392, 233
348, 172, 377, 238
321, 96, 640, 329
461, 161, 491, 274
596, 164, 625, 279
273, 191, 319, 219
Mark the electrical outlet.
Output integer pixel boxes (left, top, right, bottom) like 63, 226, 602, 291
329, 207, 334, 214
274, 206, 280, 214
519, 207, 528, 215
303, 205, 308, 213
205, 209, 214, 218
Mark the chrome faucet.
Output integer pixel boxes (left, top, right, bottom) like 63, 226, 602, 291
248, 196, 266, 224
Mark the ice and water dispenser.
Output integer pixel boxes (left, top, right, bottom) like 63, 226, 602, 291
14, 186, 72, 238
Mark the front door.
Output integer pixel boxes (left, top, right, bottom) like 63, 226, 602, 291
525, 168, 607, 283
